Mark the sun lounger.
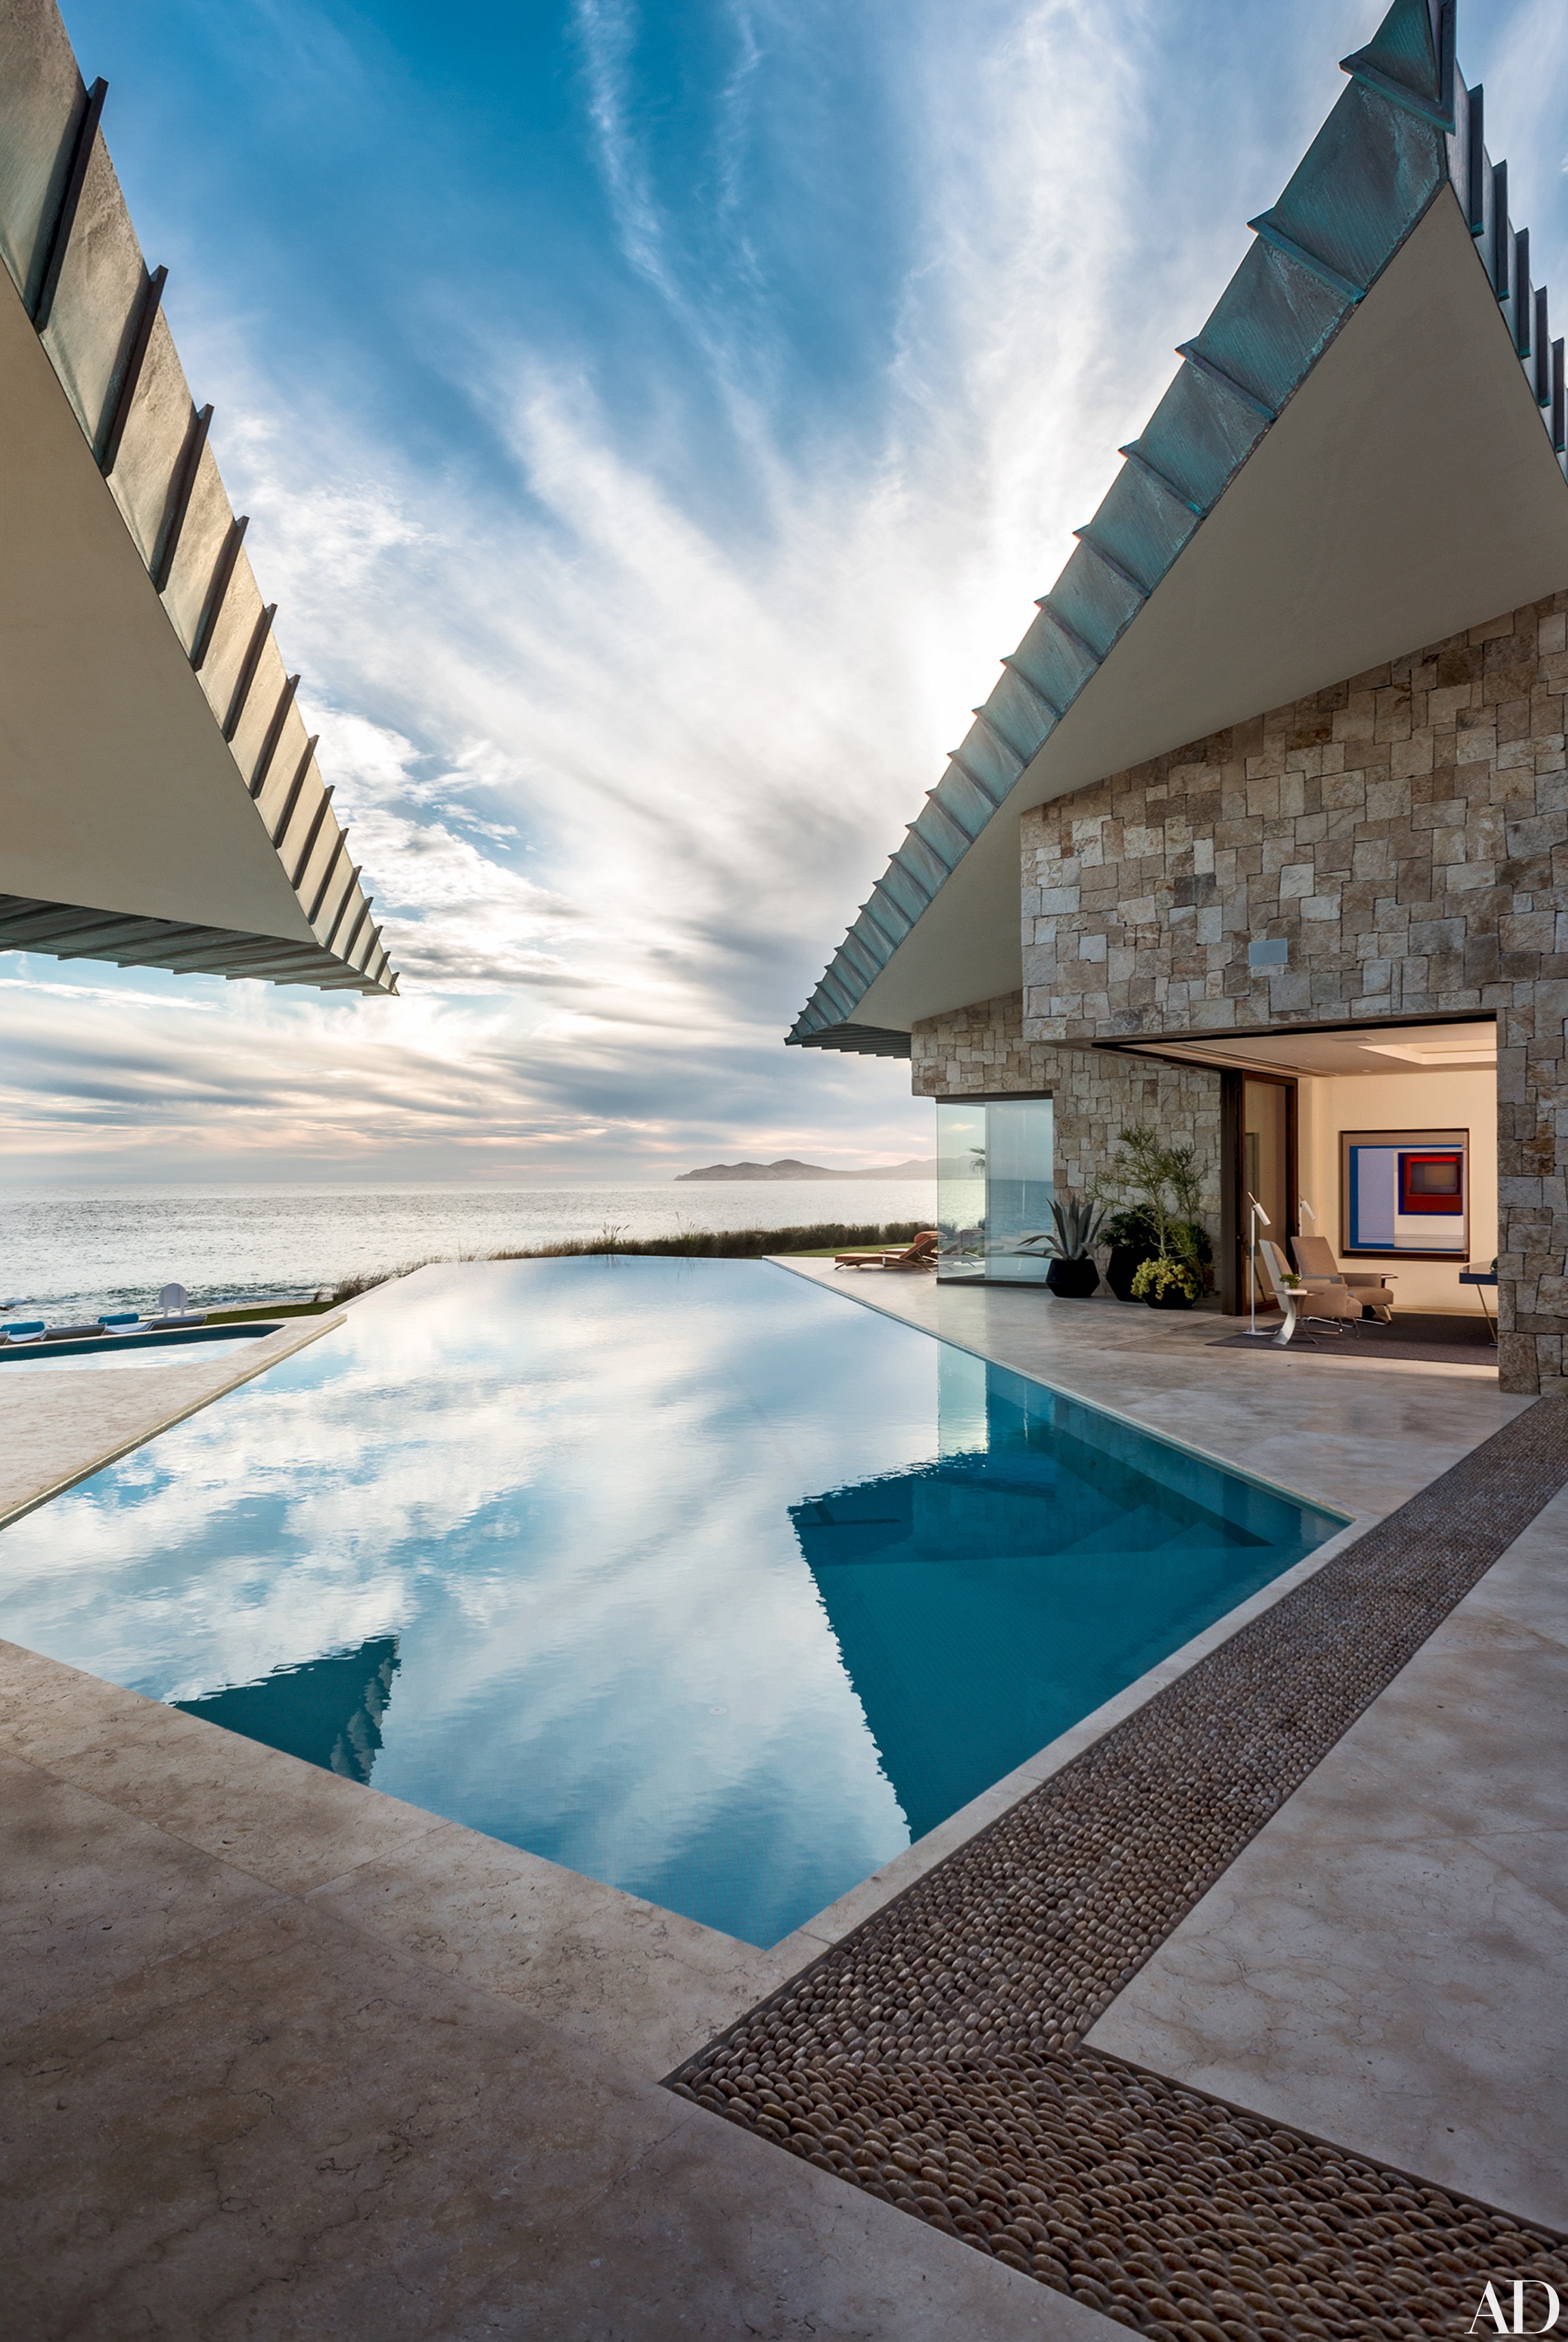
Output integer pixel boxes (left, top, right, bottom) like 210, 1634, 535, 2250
834, 1231, 940, 1272
98, 1312, 142, 1336
1, 1321, 46, 1345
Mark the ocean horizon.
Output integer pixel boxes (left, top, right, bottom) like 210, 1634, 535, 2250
0, 1180, 937, 1320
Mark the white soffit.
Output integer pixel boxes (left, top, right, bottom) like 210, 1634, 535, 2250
1131, 1017, 1498, 1079
849, 190, 1568, 1034
0, 277, 317, 940
0, 0, 393, 993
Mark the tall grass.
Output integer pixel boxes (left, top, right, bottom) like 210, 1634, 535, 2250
325, 1221, 925, 1306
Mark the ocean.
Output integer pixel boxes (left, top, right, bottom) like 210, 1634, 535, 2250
0, 1182, 937, 1320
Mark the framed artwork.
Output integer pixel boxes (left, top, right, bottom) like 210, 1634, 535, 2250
1340, 1128, 1468, 1259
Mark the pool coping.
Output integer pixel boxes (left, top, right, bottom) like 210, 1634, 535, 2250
0, 1306, 348, 1533
774, 1263, 1358, 1530
0, 1255, 1400, 2084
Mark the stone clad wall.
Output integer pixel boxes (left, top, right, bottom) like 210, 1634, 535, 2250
1010, 592, 1568, 1395
909, 992, 1222, 1230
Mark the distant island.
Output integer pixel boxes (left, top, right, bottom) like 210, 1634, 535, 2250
676, 1158, 938, 1182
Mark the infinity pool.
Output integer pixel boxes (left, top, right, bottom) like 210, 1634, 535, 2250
0, 1259, 1342, 1945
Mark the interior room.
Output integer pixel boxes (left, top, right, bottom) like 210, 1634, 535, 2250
1132, 1020, 1498, 1332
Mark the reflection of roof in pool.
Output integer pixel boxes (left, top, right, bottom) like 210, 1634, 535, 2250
794, 1459, 1285, 1843
791, 1442, 1321, 1841
790, 1429, 1271, 1572
176, 1635, 399, 1784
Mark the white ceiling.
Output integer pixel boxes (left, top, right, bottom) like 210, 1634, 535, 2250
851, 189, 1568, 1033
0, 267, 316, 941
1124, 1019, 1498, 1079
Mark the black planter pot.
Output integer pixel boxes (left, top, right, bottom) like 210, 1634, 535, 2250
1147, 1288, 1196, 1310
1105, 1244, 1154, 1302
1045, 1257, 1100, 1299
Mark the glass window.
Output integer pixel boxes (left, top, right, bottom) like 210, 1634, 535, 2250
935, 1097, 1054, 1282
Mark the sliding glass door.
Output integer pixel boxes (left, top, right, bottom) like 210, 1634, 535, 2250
935, 1097, 1054, 1282
1239, 1076, 1293, 1312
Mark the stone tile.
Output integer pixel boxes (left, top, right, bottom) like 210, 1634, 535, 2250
436, 2099, 1117, 2342
1089, 1829, 1568, 2230
930, 588, 1568, 1396
780, 1260, 1526, 1527
0, 1313, 344, 1529
0, 1897, 694, 2342
1086, 1489, 1568, 2232
310, 1817, 791, 2080
0, 1749, 280, 2040
789, 1774, 1034, 1951
0, 1642, 443, 1894
1240, 1649, 1568, 1859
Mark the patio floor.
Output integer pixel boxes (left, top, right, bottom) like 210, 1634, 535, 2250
1, 1263, 1562, 2337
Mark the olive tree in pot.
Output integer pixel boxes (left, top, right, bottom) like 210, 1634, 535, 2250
1104, 1127, 1213, 1311
1017, 1195, 1109, 1297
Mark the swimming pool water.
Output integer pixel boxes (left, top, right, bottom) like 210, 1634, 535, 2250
0, 1259, 1342, 1945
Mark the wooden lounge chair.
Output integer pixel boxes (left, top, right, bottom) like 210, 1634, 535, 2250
834, 1231, 940, 1272
1292, 1233, 1395, 1321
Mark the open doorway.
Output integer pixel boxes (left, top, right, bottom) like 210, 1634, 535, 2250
1233, 1074, 1296, 1315
1112, 1019, 1498, 1342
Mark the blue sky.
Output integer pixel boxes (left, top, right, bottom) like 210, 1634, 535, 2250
7, 0, 1568, 1180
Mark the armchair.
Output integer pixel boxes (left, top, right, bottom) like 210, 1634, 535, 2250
1293, 1233, 1394, 1322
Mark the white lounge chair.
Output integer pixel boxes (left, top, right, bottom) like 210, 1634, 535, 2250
1258, 1238, 1359, 1344
150, 1282, 205, 1329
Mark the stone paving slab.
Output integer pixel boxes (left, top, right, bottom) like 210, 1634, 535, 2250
775, 1261, 1526, 1528
1088, 1486, 1568, 2226
1, 1261, 1558, 2337
0, 1310, 347, 1527
671, 1401, 1568, 2335
0, 1783, 1106, 2342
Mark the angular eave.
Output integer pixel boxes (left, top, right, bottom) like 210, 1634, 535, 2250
0, 0, 396, 997
791, 0, 1568, 1056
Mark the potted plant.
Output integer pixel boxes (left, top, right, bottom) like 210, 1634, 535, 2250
1103, 1203, 1161, 1302
1104, 1126, 1214, 1311
1018, 1195, 1109, 1297
1130, 1254, 1201, 1309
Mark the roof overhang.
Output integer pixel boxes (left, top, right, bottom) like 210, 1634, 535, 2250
0, 0, 395, 994
790, 0, 1568, 1052
1096, 1010, 1496, 1079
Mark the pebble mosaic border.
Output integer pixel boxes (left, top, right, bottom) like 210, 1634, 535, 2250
670, 1401, 1568, 2337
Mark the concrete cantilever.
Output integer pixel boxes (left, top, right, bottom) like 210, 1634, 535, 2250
0, 0, 396, 997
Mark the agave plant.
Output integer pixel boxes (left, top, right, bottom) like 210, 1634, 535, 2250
1018, 1193, 1109, 1262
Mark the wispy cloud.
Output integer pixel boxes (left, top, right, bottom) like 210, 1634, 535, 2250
571, 0, 680, 306
14, 0, 1568, 1180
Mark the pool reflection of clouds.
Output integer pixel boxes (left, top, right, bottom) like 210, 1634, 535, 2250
0, 1261, 1331, 1946
0, 1262, 928, 1940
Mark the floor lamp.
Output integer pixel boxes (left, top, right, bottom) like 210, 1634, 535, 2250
1247, 1193, 1271, 1338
